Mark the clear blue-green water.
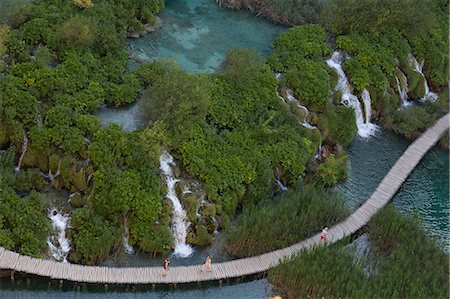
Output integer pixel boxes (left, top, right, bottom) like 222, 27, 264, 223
128, 0, 285, 73
338, 130, 449, 251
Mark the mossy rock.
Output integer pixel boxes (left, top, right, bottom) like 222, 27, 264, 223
68, 164, 87, 190
333, 90, 343, 106
187, 224, 213, 247
185, 195, 198, 222
409, 76, 426, 100
69, 192, 86, 208
48, 154, 60, 174
22, 143, 49, 172
201, 203, 216, 217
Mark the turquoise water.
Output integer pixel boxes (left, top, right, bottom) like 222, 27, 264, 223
128, 0, 285, 72
0, 277, 274, 298
338, 130, 449, 251
99, 0, 285, 130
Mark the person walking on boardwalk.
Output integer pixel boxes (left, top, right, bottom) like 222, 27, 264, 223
204, 255, 212, 272
162, 258, 170, 277
320, 227, 328, 242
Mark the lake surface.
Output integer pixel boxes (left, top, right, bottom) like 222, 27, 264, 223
338, 130, 449, 251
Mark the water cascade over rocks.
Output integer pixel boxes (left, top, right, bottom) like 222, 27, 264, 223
159, 151, 193, 258
15, 132, 28, 173
123, 218, 134, 254
395, 69, 411, 108
326, 52, 378, 138
408, 54, 438, 102
47, 208, 71, 263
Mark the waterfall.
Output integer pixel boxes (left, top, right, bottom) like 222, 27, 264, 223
314, 142, 322, 160
211, 216, 219, 235
47, 208, 71, 263
159, 151, 193, 258
275, 179, 288, 191
15, 132, 28, 173
285, 89, 317, 129
326, 52, 378, 138
395, 69, 411, 108
123, 218, 134, 255
361, 89, 373, 124
408, 54, 438, 102
274, 73, 316, 129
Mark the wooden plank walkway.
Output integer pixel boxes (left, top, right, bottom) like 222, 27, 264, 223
0, 113, 448, 284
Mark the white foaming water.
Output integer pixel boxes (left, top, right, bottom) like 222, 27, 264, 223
123, 219, 134, 255
159, 151, 193, 258
326, 52, 378, 138
395, 69, 411, 108
14, 132, 28, 173
275, 179, 288, 191
47, 208, 71, 263
408, 54, 438, 102
285, 89, 317, 129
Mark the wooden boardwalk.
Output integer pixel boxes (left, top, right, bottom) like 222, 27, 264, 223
0, 113, 448, 284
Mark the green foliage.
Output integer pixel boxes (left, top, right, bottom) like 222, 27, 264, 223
15, 169, 46, 192
0, 151, 51, 257
216, 0, 322, 25
315, 153, 348, 187
320, 0, 436, 38
106, 73, 141, 107
224, 185, 348, 257
21, 18, 50, 45
269, 204, 448, 299
70, 207, 120, 265
268, 25, 331, 112
387, 106, 433, 139
318, 106, 357, 147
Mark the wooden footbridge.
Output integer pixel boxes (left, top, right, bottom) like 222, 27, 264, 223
0, 113, 448, 284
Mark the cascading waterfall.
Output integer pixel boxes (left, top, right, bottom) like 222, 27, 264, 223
15, 132, 28, 173
123, 218, 134, 255
159, 151, 193, 258
395, 69, 411, 108
408, 54, 438, 102
361, 89, 373, 124
285, 89, 317, 129
275, 179, 288, 191
326, 52, 378, 138
47, 208, 71, 263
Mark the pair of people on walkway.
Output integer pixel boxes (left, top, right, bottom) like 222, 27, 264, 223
162, 255, 212, 277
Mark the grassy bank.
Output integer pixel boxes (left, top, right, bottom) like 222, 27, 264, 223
268, 204, 448, 298
224, 185, 348, 257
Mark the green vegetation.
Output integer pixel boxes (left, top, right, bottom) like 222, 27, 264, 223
224, 185, 348, 257
216, 0, 322, 25
269, 205, 448, 298
138, 49, 317, 229
0, 0, 167, 264
268, 25, 332, 112
0, 149, 51, 257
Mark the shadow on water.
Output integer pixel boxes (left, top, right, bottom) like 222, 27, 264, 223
0, 272, 274, 299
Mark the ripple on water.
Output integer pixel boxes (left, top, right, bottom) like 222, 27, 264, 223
338, 129, 449, 252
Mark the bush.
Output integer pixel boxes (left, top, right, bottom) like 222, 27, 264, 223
386, 106, 433, 139
318, 106, 357, 147
315, 152, 348, 187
